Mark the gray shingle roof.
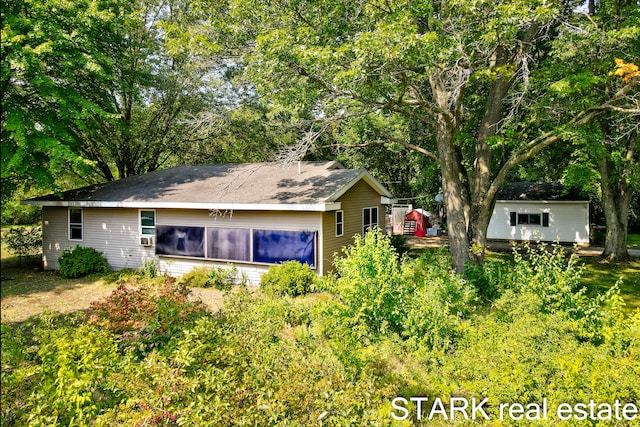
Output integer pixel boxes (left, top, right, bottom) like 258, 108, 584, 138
497, 182, 587, 201
25, 161, 391, 210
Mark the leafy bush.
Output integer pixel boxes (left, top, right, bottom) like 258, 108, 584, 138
137, 258, 159, 279
58, 245, 109, 278
260, 260, 318, 296
178, 264, 240, 290
88, 279, 210, 358
322, 229, 412, 336
403, 250, 477, 350
1, 226, 42, 258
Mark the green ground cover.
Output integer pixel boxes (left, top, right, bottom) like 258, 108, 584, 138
2, 233, 639, 426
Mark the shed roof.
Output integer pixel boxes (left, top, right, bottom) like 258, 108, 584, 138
24, 161, 393, 211
497, 182, 587, 201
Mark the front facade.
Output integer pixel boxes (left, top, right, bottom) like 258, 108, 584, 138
27, 162, 391, 283
487, 182, 590, 244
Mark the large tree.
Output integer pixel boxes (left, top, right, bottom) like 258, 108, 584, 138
221, 0, 639, 272
550, 0, 639, 262
2, 0, 128, 198
1, 0, 220, 197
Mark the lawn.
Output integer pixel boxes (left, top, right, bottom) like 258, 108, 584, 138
0, 254, 227, 323
628, 233, 640, 250
579, 257, 640, 312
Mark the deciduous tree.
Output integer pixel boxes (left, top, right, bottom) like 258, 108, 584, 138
225, 0, 639, 271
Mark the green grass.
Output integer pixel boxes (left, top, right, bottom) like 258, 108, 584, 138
628, 233, 640, 250
579, 257, 640, 313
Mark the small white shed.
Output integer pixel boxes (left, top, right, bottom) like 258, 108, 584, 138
487, 182, 590, 244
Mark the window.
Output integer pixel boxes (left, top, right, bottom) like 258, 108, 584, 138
155, 225, 317, 267
510, 212, 549, 227
363, 207, 378, 235
69, 208, 83, 241
253, 229, 316, 267
518, 213, 541, 225
140, 210, 155, 235
336, 210, 344, 237
155, 226, 205, 258
207, 228, 251, 261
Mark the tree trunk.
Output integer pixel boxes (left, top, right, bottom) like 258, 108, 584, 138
598, 130, 636, 261
434, 117, 470, 273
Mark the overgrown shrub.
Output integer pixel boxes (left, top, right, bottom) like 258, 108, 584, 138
403, 250, 477, 350
88, 279, 210, 358
58, 245, 109, 278
178, 264, 240, 290
322, 229, 412, 336
260, 260, 318, 296
1, 226, 42, 258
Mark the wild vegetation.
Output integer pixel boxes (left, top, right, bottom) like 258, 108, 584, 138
2, 231, 638, 426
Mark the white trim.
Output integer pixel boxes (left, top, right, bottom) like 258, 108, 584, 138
68, 207, 83, 241
139, 209, 156, 240
495, 200, 588, 204
24, 200, 342, 212
326, 171, 393, 201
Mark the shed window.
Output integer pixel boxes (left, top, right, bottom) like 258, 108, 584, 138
140, 210, 156, 235
69, 208, 83, 241
518, 213, 541, 225
363, 207, 378, 235
542, 212, 550, 227
510, 212, 550, 227
336, 210, 344, 237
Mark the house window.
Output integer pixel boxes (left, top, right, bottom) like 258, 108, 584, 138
207, 228, 251, 262
140, 210, 156, 236
542, 212, 550, 227
155, 226, 205, 258
363, 207, 378, 235
253, 229, 316, 267
336, 210, 344, 237
68, 208, 83, 241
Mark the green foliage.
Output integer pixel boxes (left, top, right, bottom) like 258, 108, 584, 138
1, 226, 42, 258
322, 229, 411, 336
2, 236, 639, 426
88, 279, 210, 358
58, 245, 109, 278
178, 265, 241, 290
1, 197, 40, 226
137, 258, 159, 279
403, 250, 477, 350
260, 260, 318, 296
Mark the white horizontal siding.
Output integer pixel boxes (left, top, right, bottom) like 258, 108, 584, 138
42, 207, 324, 284
157, 258, 269, 285
487, 201, 589, 243
42, 207, 154, 270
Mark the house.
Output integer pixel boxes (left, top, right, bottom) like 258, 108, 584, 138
487, 182, 590, 244
24, 161, 394, 283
